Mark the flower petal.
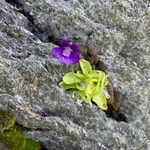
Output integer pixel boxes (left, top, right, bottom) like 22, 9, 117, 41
70, 52, 80, 64
60, 38, 69, 47
59, 52, 80, 64
59, 56, 72, 64
70, 43, 80, 51
51, 47, 63, 58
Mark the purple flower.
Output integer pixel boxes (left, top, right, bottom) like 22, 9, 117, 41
51, 38, 80, 64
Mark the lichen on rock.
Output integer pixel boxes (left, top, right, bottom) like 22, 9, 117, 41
0, 109, 16, 131
0, 129, 41, 150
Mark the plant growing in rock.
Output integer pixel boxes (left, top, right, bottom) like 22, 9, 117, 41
50, 38, 110, 110
59, 59, 109, 110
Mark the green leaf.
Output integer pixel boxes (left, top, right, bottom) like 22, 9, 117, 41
67, 89, 78, 94
100, 74, 109, 90
92, 94, 108, 110
94, 72, 104, 93
76, 82, 85, 90
59, 81, 76, 90
102, 76, 109, 87
62, 72, 80, 84
79, 59, 92, 75
59, 81, 85, 91
93, 71, 109, 92
87, 70, 104, 86
77, 91, 91, 103
85, 82, 97, 96
89, 70, 103, 78
59, 59, 109, 111
76, 70, 85, 79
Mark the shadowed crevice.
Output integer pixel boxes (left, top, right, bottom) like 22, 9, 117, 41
5, 0, 58, 44
81, 46, 127, 123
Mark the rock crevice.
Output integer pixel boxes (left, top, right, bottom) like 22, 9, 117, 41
0, 0, 149, 149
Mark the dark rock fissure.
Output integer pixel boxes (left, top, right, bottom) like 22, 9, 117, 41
5, 0, 127, 123
82, 47, 127, 123
11, 52, 31, 60
5, 0, 59, 44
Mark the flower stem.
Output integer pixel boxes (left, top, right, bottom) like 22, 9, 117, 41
70, 65, 74, 72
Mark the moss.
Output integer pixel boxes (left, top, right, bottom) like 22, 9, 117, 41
24, 139, 41, 150
0, 109, 16, 131
0, 129, 41, 150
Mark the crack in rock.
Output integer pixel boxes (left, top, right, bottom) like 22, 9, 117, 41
5, 0, 58, 44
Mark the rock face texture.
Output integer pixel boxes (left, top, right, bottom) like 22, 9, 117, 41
0, 0, 150, 149
0, 142, 8, 150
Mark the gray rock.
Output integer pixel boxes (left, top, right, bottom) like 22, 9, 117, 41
0, 142, 9, 150
0, 0, 150, 150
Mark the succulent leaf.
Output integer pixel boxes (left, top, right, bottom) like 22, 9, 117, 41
92, 94, 107, 110
79, 59, 92, 75
59, 81, 76, 90
63, 72, 80, 84
59, 59, 109, 110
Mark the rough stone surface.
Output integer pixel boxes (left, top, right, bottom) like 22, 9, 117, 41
0, 142, 9, 150
0, 0, 150, 149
